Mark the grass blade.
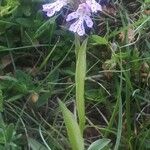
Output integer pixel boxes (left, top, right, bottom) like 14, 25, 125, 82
114, 83, 123, 150
114, 50, 123, 150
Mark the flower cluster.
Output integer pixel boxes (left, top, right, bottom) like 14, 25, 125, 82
42, 0, 102, 36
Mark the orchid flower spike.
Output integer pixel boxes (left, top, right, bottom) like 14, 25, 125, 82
42, 0, 103, 36
42, 0, 68, 17
66, 3, 93, 36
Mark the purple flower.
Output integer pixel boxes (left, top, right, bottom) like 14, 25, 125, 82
66, 3, 93, 36
42, 0, 68, 17
86, 0, 102, 13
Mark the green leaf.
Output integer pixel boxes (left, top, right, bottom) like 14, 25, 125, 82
0, 0, 19, 16
6, 123, 14, 143
36, 92, 52, 107
15, 70, 34, 92
74, 35, 80, 56
75, 38, 87, 133
90, 35, 108, 45
28, 137, 48, 150
88, 139, 111, 150
59, 100, 84, 150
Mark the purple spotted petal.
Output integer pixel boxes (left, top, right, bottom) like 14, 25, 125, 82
66, 12, 79, 22
84, 15, 93, 28
77, 3, 91, 15
86, 0, 102, 13
42, 0, 68, 17
77, 22, 85, 36
69, 19, 85, 36
67, 3, 93, 36
69, 20, 80, 32
46, 9, 55, 17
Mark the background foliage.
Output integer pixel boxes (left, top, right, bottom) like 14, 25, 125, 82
0, 0, 150, 149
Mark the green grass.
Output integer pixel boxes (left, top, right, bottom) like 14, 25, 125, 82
0, 0, 150, 149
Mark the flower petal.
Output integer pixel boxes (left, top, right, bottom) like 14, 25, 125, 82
66, 12, 79, 22
42, 3, 55, 12
77, 22, 85, 36
67, 3, 93, 36
69, 20, 79, 32
86, 0, 102, 13
42, 0, 68, 17
46, 9, 56, 17
69, 19, 85, 36
84, 15, 93, 28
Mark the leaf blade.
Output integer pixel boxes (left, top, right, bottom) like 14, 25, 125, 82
59, 100, 84, 150
88, 138, 111, 150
